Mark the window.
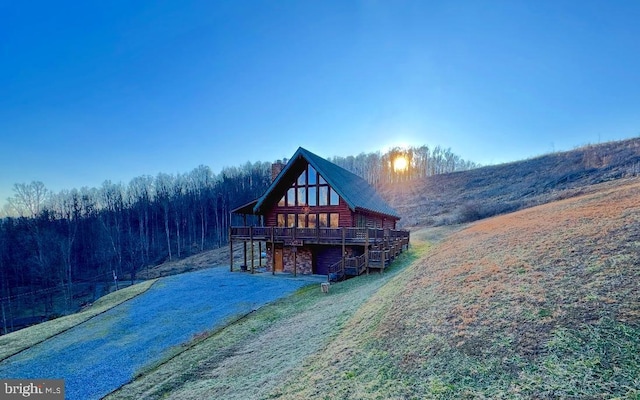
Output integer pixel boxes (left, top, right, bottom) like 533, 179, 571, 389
287, 188, 295, 206
319, 186, 328, 206
277, 214, 285, 227
287, 214, 295, 227
297, 187, 306, 206
318, 213, 328, 227
308, 186, 317, 206
277, 164, 339, 210
330, 213, 339, 228
329, 188, 339, 205
308, 213, 316, 228
297, 214, 306, 228
308, 166, 317, 185
297, 170, 306, 185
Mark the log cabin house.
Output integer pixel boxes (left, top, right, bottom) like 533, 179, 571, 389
230, 147, 410, 281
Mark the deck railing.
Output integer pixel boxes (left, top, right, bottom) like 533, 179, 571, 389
230, 226, 410, 244
328, 259, 344, 282
369, 249, 390, 266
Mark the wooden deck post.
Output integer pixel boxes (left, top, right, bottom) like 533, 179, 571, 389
243, 241, 247, 271
365, 228, 369, 275
250, 226, 254, 274
229, 227, 233, 272
271, 227, 275, 275
341, 227, 346, 274
293, 247, 297, 277
259, 241, 262, 267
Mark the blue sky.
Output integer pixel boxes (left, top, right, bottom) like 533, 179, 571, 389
1, 0, 639, 205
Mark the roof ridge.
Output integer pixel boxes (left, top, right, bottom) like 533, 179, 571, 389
253, 147, 400, 219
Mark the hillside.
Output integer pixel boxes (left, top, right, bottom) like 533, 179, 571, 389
107, 177, 640, 399
382, 137, 640, 227
270, 177, 640, 398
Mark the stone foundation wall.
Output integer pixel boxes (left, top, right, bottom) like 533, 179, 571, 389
266, 247, 273, 271
264, 245, 364, 275
265, 246, 313, 274
283, 248, 312, 275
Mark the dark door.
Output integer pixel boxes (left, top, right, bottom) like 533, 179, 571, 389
315, 247, 342, 275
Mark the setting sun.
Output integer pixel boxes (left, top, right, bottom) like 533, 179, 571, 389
393, 155, 409, 172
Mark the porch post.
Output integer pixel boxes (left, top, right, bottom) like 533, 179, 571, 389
243, 241, 247, 270
250, 226, 254, 274
341, 227, 346, 274
365, 228, 369, 275
259, 241, 263, 267
229, 227, 233, 272
271, 227, 275, 275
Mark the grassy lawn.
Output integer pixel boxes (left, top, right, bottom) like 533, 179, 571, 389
270, 180, 640, 399
0, 279, 157, 362
106, 241, 428, 400
87, 181, 640, 399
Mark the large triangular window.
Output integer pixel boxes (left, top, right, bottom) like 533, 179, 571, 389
277, 164, 340, 207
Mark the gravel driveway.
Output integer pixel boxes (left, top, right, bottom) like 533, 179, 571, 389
0, 268, 319, 399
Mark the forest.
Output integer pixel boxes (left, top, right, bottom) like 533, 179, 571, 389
0, 145, 476, 333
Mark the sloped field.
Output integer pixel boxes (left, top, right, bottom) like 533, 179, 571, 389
272, 178, 640, 399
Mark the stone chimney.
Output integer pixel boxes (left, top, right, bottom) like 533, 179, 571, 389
271, 160, 285, 181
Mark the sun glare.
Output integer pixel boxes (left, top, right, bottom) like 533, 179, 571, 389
393, 156, 409, 172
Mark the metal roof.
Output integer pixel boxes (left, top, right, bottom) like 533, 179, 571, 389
252, 147, 400, 220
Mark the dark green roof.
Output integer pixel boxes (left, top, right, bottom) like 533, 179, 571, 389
253, 147, 400, 220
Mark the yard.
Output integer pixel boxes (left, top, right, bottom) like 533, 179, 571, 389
0, 267, 319, 400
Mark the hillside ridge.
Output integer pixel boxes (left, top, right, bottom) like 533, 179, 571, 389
270, 177, 640, 398
382, 137, 640, 227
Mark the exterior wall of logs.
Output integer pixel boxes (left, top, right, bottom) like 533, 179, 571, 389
229, 226, 410, 280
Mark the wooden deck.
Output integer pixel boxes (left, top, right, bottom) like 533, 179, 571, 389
230, 226, 409, 245
230, 226, 410, 281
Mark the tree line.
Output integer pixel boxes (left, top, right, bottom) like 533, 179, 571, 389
0, 145, 475, 333
0, 163, 271, 332
329, 145, 478, 185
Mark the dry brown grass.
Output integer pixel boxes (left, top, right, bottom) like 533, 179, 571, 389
136, 243, 262, 279
108, 178, 640, 399
383, 137, 640, 227
384, 179, 640, 359
271, 178, 640, 399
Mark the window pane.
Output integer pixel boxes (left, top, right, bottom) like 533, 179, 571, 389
277, 214, 285, 227
330, 188, 339, 205
287, 214, 295, 227
287, 188, 295, 206
297, 214, 306, 228
318, 213, 328, 227
330, 213, 339, 228
297, 187, 306, 206
319, 175, 327, 184
308, 186, 317, 206
308, 213, 316, 228
319, 186, 328, 206
308, 165, 317, 185
278, 195, 285, 207
297, 170, 306, 185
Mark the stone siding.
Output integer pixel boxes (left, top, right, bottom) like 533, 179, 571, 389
283, 247, 312, 274
265, 246, 313, 275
